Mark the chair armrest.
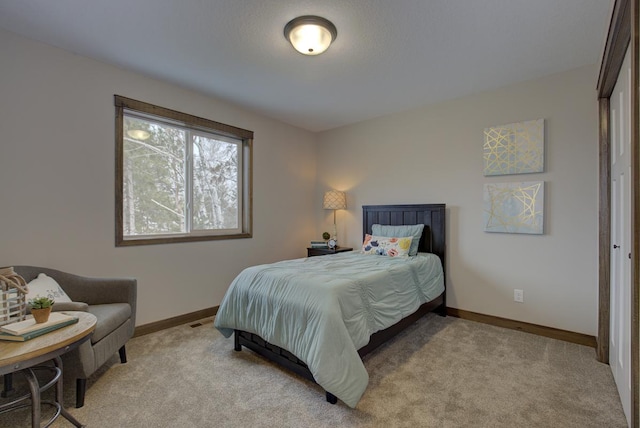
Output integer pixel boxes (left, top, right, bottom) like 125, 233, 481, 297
25, 301, 90, 314
62, 276, 137, 327
60, 276, 135, 305
52, 301, 90, 312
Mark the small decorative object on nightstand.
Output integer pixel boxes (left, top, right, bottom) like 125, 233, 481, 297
307, 247, 353, 257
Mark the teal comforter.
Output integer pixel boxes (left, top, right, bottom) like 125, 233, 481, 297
214, 252, 444, 408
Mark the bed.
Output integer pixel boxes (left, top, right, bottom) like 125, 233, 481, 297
214, 203, 446, 407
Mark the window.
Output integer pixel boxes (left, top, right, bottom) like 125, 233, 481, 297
115, 96, 252, 246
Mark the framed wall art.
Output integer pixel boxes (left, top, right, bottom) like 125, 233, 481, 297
483, 181, 544, 234
483, 119, 544, 176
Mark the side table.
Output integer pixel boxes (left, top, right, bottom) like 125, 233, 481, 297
0, 311, 97, 428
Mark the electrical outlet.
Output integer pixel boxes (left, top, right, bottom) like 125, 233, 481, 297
514, 289, 524, 303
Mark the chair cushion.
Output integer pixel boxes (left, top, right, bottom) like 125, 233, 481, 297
88, 303, 131, 344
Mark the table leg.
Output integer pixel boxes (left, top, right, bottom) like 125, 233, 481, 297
53, 356, 85, 428
22, 368, 41, 428
1, 373, 15, 397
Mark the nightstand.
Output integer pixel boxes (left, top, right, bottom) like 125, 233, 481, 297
307, 246, 353, 257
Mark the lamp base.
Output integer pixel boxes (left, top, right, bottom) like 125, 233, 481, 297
332, 222, 337, 243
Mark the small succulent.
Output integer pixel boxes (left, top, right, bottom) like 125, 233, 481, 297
322, 231, 331, 240
28, 296, 55, 309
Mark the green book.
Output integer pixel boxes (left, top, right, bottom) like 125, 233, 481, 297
0, 317, 78, 341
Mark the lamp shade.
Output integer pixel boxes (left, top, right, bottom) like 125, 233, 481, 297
323, 190, 346, 210
284, 16, 337, 56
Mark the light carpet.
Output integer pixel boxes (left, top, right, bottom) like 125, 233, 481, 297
1, 314, 628, 427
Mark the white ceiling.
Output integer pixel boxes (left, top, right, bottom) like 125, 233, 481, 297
0, 1, 613, 132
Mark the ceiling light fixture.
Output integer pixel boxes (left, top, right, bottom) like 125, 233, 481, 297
127, 129, 150, 140
284, 15, 337, 56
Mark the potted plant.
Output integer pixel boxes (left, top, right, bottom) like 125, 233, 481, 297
322, 231, 330, 241
28, 296, 55, 323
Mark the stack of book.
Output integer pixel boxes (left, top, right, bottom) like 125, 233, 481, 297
310, 240, 329, 249
0, 312, 79, 341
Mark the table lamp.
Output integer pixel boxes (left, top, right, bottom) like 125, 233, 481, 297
323, 190, 347, 244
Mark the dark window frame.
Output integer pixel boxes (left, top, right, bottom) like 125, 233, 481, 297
115, 95, 253, 246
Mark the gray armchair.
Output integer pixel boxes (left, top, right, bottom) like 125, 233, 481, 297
9, 266, 137, 408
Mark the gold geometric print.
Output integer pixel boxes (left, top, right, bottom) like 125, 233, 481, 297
483, 119, 544, 176
483, 181, 544, 234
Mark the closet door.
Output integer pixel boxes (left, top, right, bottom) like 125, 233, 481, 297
610, 45, 632, 426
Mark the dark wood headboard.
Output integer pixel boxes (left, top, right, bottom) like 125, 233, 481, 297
362, 204, 446, 268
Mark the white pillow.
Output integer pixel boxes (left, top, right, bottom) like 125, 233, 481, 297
26, 273, 72, 303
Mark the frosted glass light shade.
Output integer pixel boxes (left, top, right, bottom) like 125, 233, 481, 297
284, 16, 337, 56
127, 129, 150, 140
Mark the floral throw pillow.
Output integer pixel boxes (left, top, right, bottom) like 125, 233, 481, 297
361, 234, 413, 257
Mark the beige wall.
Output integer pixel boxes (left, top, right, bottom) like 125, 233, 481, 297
316, 65, 599, 335
0, 30, 318, 325
0, 29, 600, 336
